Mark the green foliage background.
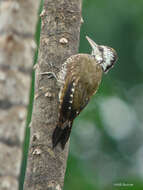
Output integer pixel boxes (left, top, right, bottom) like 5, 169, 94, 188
20, 0, 143, 189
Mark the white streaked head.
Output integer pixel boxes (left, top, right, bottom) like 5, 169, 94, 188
86, 36, 118, 72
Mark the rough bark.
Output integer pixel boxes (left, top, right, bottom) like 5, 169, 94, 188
0, 1, 40, 190
24, 0, 82, 189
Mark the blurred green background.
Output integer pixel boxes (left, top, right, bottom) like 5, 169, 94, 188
19, 0, 143, 189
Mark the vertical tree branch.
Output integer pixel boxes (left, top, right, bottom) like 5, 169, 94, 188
24, 0, 82, 189
0, 1, 40, 190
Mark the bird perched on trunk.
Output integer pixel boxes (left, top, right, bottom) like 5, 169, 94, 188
52, 36, 118, 149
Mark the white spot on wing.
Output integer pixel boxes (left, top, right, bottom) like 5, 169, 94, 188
76, 111, 79, 115
71, 88, 74, 92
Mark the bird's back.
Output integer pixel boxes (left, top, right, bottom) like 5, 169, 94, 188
52, 54, 103, 149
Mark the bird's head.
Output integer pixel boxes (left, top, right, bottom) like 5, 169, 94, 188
86, 36, 118, 72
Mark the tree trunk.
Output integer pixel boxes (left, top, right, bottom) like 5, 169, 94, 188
24, 0, 82, 189
0, 1, 40, 190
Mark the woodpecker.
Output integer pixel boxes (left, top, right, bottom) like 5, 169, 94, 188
52, 36, 118, 149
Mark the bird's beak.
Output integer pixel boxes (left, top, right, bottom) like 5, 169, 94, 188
86, 36, 98, 50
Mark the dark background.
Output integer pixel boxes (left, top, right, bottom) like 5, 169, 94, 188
20, 0, 143, 189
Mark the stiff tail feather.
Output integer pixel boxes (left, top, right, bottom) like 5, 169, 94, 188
52, 124, 72, 149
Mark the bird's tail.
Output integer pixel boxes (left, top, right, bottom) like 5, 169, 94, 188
52, 123, 72, 149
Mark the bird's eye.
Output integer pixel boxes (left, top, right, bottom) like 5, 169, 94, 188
98, 47, 104, 52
